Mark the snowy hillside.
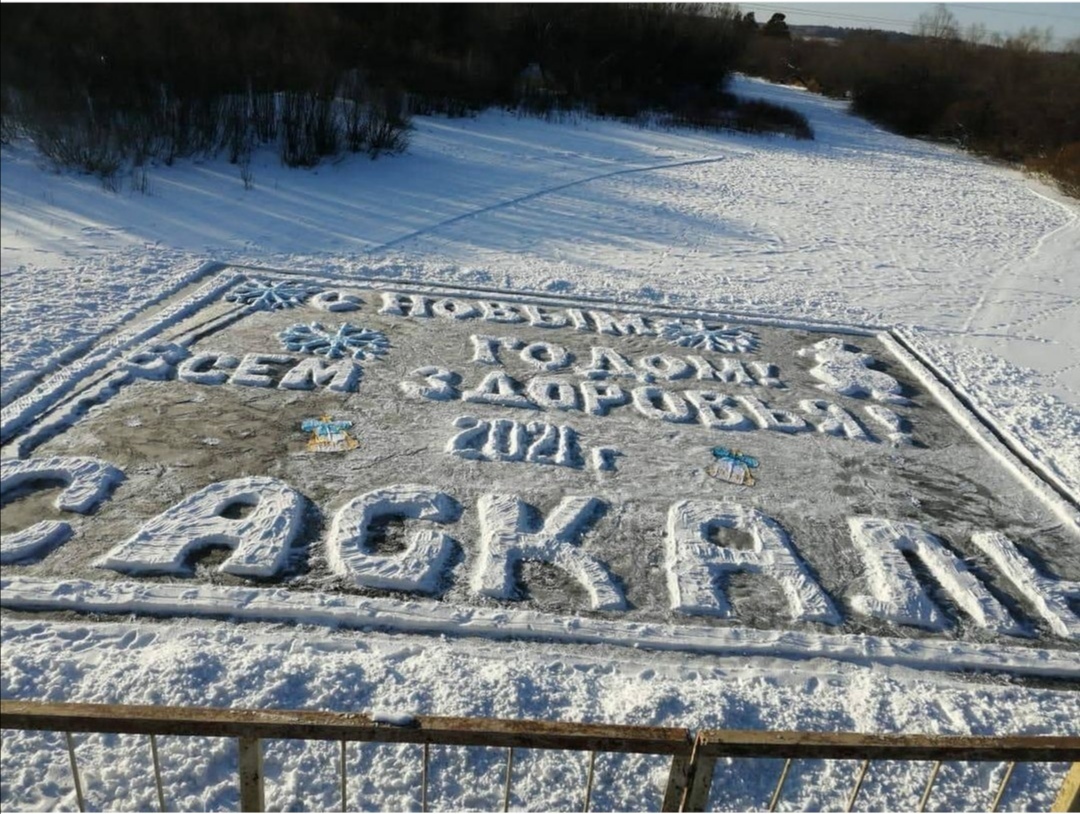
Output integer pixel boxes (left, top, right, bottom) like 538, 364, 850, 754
2, 76, 1078, 811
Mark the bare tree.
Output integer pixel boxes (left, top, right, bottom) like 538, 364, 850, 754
963, 23, 988, 46
1005, 26, 1054, 53
914, 4, 960, 41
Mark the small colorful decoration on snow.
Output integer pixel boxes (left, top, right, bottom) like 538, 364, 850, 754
707, 446, 759, 486
302, 416, 359, 453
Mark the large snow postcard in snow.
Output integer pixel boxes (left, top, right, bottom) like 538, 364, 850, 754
1, 267, 1077, 677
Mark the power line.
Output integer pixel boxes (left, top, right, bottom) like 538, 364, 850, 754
952, 4, 1080, 23
737, 3, 1075, 41
738, 4, 920, 29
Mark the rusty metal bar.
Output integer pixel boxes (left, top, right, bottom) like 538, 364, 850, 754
502, 747, 515, 812
918, 761, 942, 812
991, 761, 1017, 812
1053, 762, 1080, 812
1, 701, 691, 756
65, 731, 87, 813
421, 743, 430, 813
3, 701, 1079, 813
768, 758, 793, 812
692, 729, 1080, 763
238, 737, 264, 812
661, 753, 691, 812
149, 733, 166, 812
845, 759, 870, 812
583, 750, 597, 812
339, 740, 347, 813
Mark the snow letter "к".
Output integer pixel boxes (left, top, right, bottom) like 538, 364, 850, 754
472, 494, 624, 610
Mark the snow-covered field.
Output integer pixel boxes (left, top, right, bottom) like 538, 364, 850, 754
2, 76, 1078, 811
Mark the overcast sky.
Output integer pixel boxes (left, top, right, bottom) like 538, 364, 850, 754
735, 2, 1080, 47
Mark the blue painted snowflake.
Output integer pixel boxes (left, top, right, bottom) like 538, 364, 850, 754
660, 319, 757, 353
280, 322, 390, 360
226, 279, 318, 310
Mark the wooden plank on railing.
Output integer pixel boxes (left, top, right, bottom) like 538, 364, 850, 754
692, 729, 1080, 762
1054, 762, 1080, 813
0, 701, 692, 756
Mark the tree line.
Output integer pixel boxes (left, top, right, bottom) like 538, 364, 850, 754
740, 9, 1079, 196
0, 3, 813, 186
2, 4, 1072, 195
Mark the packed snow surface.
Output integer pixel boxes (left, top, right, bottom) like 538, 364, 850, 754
2, 76, 1078, 810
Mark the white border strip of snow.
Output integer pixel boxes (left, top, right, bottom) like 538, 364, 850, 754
0, 263, 241, 445
0, 261, 228, 410
2, 576, 1076, 679
881, 331, 1080, 531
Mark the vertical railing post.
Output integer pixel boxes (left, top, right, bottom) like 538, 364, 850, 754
991, 761, 1016, 812
150, 733, 167, 812
64, 731, 87, 813
339, 740, 348, 812
502, 747, 515, 813
845, 760, 870, 813
681, 738, 717, 813
768, 759, 793, 813
583, 750, 597, 812
421, 743, 430, 813
661, 754, 691, 812
1052, 762, 1080, 813
238, 737, 264, 812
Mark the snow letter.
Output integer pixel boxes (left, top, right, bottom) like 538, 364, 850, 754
462, 371, 532, 409
472, 494, 624, 610
971, 531, 1079, 640
797, 338, 909, 404
328, 485, 460, 593
848, 518, 1023, 634
1, 457, 123, 564
736, 395, 811, 434
665, 501, 839, 624
178, 352, 240, 386
278, 357, 361, 393
632, 386, 693, 423
95, 477, 303, 577
799, 399, 870, 441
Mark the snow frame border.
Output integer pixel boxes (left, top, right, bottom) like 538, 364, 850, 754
1, 262, 1077, 679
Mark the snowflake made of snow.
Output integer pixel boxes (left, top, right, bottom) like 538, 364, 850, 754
226, 279, 319, 310
660, 319, 758, 353
279, 322, 390, 361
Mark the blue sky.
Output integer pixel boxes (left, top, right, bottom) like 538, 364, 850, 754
736, 2, 1080, 47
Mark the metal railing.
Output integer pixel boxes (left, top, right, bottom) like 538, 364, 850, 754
2, 700, 1078, 812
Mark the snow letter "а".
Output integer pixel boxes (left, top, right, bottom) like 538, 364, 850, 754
96, 477, 304, 578
665, 501, 840, 624
472, 494, 625, 611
